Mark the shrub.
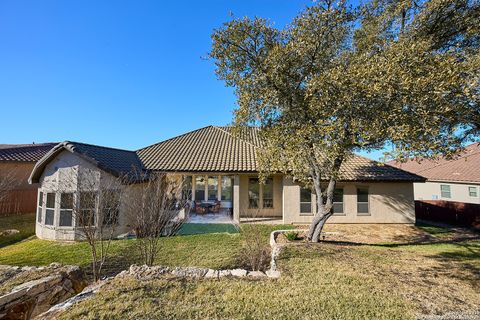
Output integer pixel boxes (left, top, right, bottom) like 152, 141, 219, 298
285, 231, 299, 241
236, 230, 271, 271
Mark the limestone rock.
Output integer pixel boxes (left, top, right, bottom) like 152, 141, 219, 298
265, 269, 281, 279
230, 269, 247, 277
247, 271, 267, 278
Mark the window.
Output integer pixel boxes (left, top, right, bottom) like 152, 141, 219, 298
357, 188, 369, 215
45, 193, 56, 226
263, 178, 274, 208
101, 190, 120, 226
300, 188, 312, 214
195, 176, 205, 201
440, 185, 451, 198
468, 186, 478, 197
59, 193, 74, 227
221, 176, 233, 201
333, 189, 344, 215
248, 178, 259, 208
207, 176, 218, 201
79, 191, 97, 226
37, 191, 43, 223
182, 176, 192, 200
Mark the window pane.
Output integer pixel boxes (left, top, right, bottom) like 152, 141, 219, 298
80, 191, 97, 209
333, 203, 344, 214
440, 185, 451, 198
79, 209, 95, 226
468, 187, 477, 197
38, 191, 43, 206
300, 202, 312, 214
221, 176, 233, 201
59, 210, 73, 226
37, 206, 42, 223
195, 176, 205, 201
208, 176, 218, 201
263, 178, 273, 208
300, 188, 311, 202
357, 188, 368, 203
60, 193, 73, 209
46, 193, 56, 209
357, 203, 369, 214
182, 176, 192, 200
45, 209, 54, 225
333, 189, 343, 203
248, 178, 259, 208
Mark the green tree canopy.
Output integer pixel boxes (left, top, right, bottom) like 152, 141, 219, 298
210, 0, 479, 242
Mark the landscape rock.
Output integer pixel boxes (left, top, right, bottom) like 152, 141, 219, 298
247, 271, 267, 278
172, 267, 208, 278
218, 270, 231, 278
0, 264, 87, 320
266, 269, 281, 279
204, 269, 218, 279
230, 269, 248, 277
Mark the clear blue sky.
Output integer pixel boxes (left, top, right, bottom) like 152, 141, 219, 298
0, 0, 384, 160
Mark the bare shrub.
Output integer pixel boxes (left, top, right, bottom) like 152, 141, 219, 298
125, 172, 188, 266
59, 167, 124, 282
237, 229, 271, 271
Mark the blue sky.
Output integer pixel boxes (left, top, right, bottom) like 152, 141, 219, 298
0, 0, 385, 160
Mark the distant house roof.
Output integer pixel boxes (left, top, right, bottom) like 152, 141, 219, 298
387, 142, 480, 184
137, 126, 423, 181
0, 143, 57, 162
29, 141, 144, 184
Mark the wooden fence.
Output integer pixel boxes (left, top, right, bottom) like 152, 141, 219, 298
0, 189, 37, 216
415, 200, 480, 229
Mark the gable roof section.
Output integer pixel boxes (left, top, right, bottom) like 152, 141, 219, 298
0, 143, 57, 162
387, 142, 480, 184
137, 126, 423, 181
29, 141, 144, 184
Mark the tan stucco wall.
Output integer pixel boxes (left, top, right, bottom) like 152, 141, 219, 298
282, 177, 415, 224
36, 150, 131, 241
414, 181, 480, 204
238, 174, 283, 217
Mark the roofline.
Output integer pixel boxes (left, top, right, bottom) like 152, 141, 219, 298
424, 178, 480, 185
28, 141, 138, 184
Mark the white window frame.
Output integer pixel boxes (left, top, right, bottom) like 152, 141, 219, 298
300, 187, 313, 216
37, 190, 43, 224
468, 186, 478, 198
44, 192, 56, 226
440, 184, 451, 198
356, 187, 370, 216
333, 188, 345, 216
59, 192, 74, 228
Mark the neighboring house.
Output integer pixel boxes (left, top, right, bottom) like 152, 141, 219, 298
0, 143, 57, 215
29, 126, 423, 241
388, 142, 480, 227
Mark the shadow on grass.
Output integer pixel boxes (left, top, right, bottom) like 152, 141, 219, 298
178, 223, 239, 236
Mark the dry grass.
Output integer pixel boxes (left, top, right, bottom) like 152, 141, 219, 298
60, 224, 480, 320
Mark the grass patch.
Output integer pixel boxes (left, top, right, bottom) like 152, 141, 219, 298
415, 221, 455, 238
0, 213, 36, 248
178, 223, 239, 235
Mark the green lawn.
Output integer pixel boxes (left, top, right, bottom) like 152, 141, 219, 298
0, 213, 36, 248
1, 214, 478, 319
61, 239, 480, 320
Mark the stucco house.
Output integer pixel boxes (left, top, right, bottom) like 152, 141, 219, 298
29, 126, 423, 240
0, 143, 57, 215
388, 142, 480, 227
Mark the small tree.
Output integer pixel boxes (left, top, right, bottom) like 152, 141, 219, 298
209, 0, 479, 242
125, 173, 188, 266
60, 167, 124, 281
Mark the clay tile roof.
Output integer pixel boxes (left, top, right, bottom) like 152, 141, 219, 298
387, 142, 480, 184
29, 141, 145, 184
0, 143, 57, 162
137, 126, 423, 181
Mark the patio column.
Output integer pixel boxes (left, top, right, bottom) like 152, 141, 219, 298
233, 175, 240, 223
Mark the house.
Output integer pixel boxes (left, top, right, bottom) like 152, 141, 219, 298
388, 142, 480, 227
0, 143, 57, 215
29, 126, 423, 241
